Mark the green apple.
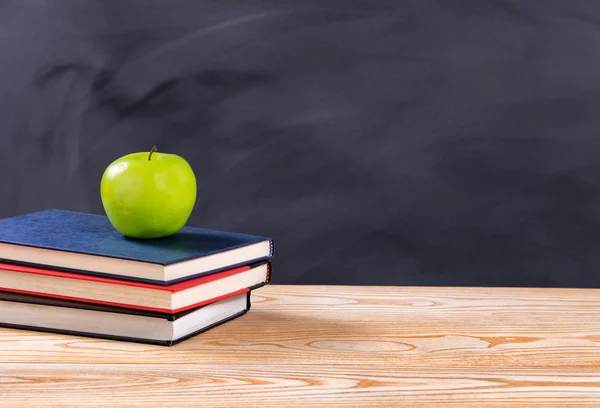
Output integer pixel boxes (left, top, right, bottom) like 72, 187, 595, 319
100, 146, 197, 239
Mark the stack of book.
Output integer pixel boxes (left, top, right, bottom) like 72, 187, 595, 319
0, 210, 273, 346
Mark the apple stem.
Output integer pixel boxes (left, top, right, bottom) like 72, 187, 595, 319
148, 146, 157, 161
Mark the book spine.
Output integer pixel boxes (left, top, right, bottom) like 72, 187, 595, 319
266, 262, 272, 284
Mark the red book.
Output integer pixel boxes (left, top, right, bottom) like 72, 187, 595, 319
0, 261, 270, 313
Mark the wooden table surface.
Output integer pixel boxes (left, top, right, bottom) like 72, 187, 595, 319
0, 285, 599, 407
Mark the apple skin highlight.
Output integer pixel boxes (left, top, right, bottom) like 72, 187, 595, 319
100, 147, 197, 239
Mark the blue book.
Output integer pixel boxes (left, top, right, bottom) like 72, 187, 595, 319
0, 210, 273, 284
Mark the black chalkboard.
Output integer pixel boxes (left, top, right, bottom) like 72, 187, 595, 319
1, 1, 599, 287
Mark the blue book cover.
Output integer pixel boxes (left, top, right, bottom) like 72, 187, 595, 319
0, 210, 273, 284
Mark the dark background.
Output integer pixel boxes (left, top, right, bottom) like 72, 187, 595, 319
1, 0, 600, 287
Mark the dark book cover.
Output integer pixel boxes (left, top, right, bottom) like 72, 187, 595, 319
0, 209, 273, 264
0, 291, 252, 346
0, 209, 274, 284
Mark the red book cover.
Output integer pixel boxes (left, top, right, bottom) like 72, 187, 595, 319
0, 261, 269, 314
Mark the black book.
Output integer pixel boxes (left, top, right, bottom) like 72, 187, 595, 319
0, 290, 251, 346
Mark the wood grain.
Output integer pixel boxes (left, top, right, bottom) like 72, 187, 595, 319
0, 285, 599, 407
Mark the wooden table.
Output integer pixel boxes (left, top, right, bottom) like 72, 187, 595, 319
0, 285, 599, 407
